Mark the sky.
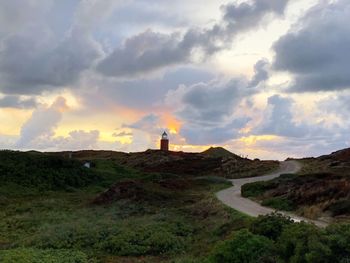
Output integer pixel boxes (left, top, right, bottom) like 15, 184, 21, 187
0, 0, 349, 160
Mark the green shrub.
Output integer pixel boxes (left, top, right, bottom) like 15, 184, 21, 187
100, 224, 187, 256
328, 200, 350, 216
241, 181, 272, 198
325, 223, 350, 261
0, 151, 100, 191
32, 220, 188, 257
209, 229, 276, 263
250, 213, 294, 240
0, 248, 90, 263
261, 197, 296, 211
277, 223, 331, 263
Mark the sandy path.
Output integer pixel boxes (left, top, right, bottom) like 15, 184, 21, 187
216, 161, 328, 227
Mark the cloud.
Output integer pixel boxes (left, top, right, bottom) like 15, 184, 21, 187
255, 94, 335, 141
0, 0, 53, 34
172, 79, 249, 125
14, 96, 100, 150
167, 60, 268, 125
0, 95, 38, 109
0, 0, 110, 95
113, 131, 133, 137
273, 0, 350, 92
256, 95, 311, 137
0, 32, 102, 95
16, 97, 68, 148
181, 117, 251, 145
78, 66, 214, 110
97, 0, 290, 77
54, 130, 100, 150
248, 59, 270, 88
161, 59, 271, 145
252, 132, 350, 159
222, 0, 289, 33
96, 30, 189, 77
126, 114, 161, 131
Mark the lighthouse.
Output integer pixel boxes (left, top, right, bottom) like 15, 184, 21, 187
160, 131, 169, 151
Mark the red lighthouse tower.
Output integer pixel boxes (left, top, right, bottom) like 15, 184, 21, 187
160, 131, 169, 151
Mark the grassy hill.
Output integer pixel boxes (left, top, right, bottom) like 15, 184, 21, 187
243, 148, 350, 221
0, 150, 100, 193
52, 148, 279, 179
201, 147, 242, 159
1, 149, 350, 262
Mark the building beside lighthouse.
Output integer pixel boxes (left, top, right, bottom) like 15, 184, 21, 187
160, 131, 169, 151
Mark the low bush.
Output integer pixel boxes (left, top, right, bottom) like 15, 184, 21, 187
0, 248, 90, 263
31, 219, 189, 257
0, 151, 100, 191
250, 213, 294, 240
328, 200, 350, 216
209, 229, 276, 263
325, 223, 350, 261
100, 224, 187, 256
277, 223, 331, 263
261, 197, 296, 211
241, 181, 273, 198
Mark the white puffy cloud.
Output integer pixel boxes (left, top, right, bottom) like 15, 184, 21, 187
16, 97, 68, 148
15, 96, 99, 150
256, 95, 311, 137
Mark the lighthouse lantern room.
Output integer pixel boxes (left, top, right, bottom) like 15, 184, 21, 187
160, 131, 169, 151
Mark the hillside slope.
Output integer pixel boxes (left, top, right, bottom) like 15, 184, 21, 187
53, 147, 279, 179
0, 150, 101, 192
243, 148, 350, 220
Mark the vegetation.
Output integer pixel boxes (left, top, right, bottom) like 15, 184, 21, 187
1, 150, 350, 262
0, 151, 248, 262
261, 197, 296, 211
241, 171, 350, 218
0, 150, 101, 193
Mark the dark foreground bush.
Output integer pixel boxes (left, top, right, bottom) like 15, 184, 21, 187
277, 223, 332, 263
328, 200, 350, 216
0, 151, 100, 191
0, 248, 90, 263
250, 213, 294, 240
209, 229, 275, 263
325, 223, 350, 262
261, 197, 296, 211
32, 220, 188, 257
241, 181, 273, 198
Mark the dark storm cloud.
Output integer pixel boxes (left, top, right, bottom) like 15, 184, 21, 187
78, 67, 214, 110
0, 31, 102, 94
97, 0, 290, 77
0, 95, 37, 109
223, 0, 289, 32
96, 30, 188, 77
0, 0, 106, 95
0, 0, 290, 94
177, 79, 249, 125
247, 59, 270, 88
273, 0, 350, 92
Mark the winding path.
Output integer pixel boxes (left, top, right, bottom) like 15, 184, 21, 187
216, 161, 328, 227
